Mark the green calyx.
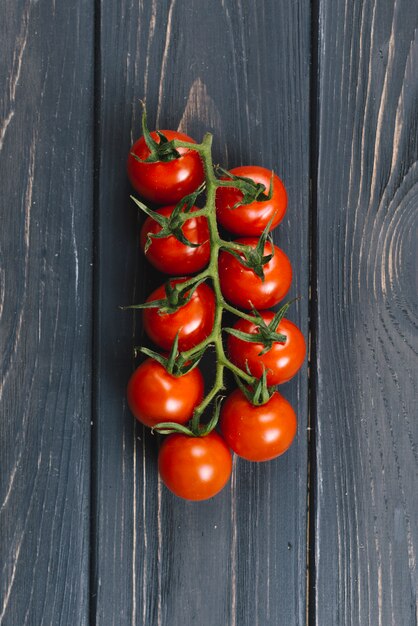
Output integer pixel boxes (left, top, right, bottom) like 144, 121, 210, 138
217, 166, 274, 209
222, 219, 275, 281
234, 369, 274, 406
131, 104, 181, 163
136, 332, 206, 377
224, 300, 297, 355
131, 183, 206, 251
124, 276, 207, 315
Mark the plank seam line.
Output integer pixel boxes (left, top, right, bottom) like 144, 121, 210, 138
307, 0, 320, 623
89, 0, 102, 622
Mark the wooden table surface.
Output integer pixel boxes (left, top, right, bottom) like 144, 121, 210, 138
1, 1, 417, 624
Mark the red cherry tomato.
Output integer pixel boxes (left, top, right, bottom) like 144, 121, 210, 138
218, 238, 292, 310
216, 166, 287, 236
220, 389, 297, 461
127, 359, 204, 428
228, 312, 306, 385
127, 130, 204, 204
158, 432, 232, 501
140, 205, 210, 275
143, 279, 215, 351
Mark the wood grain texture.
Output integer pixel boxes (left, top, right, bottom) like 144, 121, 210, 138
5, 0, 417, 622
314, 0, 418, 623
0, 1, 93, 624
93, 1, 310, 625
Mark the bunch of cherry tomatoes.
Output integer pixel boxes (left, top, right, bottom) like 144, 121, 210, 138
125, 112, 306, 501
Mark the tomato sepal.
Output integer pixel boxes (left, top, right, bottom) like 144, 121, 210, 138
162, 276, 208, 312
216, 166, 274, 208
224, 301, 299, 355
136, 332, 206, 377
132, 183, 206, 252
221, 220, 275, 281
224, 325, 286, 354
233, 369, 274, 406
130, 104, 181, 163
124, 276, 208, 315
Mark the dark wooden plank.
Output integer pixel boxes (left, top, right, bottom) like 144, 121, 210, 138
93, 0, 310, 624
0, 1, 93, 624
314, 0, 418, 623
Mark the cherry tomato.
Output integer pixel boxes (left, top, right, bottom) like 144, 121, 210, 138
143, 279, 215, 351
127, 359, 204, 428
218, 238, 292, 310
127, 130, 204, 204
220, 389, 297, 462
216, 166, 287, 235
140, 205, 210, 275
158, 432, 232, 501
228, 312, 306, 385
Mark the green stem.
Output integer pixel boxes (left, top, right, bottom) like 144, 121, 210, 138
222, 302, 259, 323
191, 363, 224, 432
218, 239, 250, 252
173, 269, 211, 291
215, 178, 245, 188
176, 207, 209, 221
170, 135, 257, 434
219, 357, 254, 382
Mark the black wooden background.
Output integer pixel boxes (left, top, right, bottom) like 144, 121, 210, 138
1, 0, 417, 624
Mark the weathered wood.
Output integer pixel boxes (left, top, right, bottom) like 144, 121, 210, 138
5, 0, 416, 622
313, 0, 418, 623
93, 1, 310, 624
0, 0, 93, 624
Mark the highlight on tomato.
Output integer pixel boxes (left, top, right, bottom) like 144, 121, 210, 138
127, 358, 204, 428
227, 312, 306, 385
218, 238, 292, 310
216, 165, 287, 236
219, 389, 297, 462
140, 204, 210, 275
158, 431, 233, 501
127, 130, 204, 205
143, 279, 215, 351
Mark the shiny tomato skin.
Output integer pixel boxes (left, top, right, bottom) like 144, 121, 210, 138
218, 238, 292, 310
127, 359, 204, 428
140, 205, 210, 275
143, 279, 215, 351
216, 166, 287, 236
127, 130, 204, 204
228, 312, 306, 385
158, 432, 232, 501
220, 389, 297, 462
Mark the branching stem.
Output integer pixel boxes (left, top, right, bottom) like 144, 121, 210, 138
168, 134, 259, 434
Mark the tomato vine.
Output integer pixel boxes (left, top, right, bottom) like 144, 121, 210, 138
125, 108, 305, 500
129, 131, 281, 436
